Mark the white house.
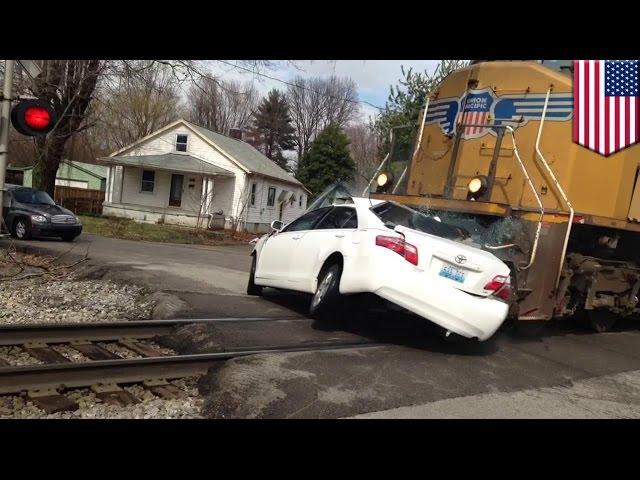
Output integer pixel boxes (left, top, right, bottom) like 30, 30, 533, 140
98, 119, 309, 232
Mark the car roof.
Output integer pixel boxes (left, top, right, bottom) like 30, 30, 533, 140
350, 197, 385, 208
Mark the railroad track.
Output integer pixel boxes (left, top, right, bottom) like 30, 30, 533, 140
0, 317, 381, 413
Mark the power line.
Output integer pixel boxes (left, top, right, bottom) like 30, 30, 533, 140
215, 60, 385, 111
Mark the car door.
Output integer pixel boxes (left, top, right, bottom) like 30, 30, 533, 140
287, 206, 359, 290
2, 191, 12, 227
255, 207, 332, 286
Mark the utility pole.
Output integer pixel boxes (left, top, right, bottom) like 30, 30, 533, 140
0, 59, 15, 230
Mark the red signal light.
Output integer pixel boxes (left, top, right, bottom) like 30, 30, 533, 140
24, 106, 52, 130
10, 99, 57, 137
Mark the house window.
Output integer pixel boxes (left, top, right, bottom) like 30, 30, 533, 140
141, 170, 155, 192
299, 194, 304, 208
176, 134, 188, 152
250, 183, 257, 206
267, 187, 276, 207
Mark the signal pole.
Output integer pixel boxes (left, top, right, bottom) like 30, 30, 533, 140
0, 59, 15, 224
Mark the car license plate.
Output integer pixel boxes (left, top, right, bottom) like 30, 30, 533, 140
439, 264, 466, 283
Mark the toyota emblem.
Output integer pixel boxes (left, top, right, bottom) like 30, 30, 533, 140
455, 255, 467, 264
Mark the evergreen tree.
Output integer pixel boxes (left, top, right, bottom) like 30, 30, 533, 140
251, 89, 295, 171
372, 61, 469, 160
297, 124, 355, 197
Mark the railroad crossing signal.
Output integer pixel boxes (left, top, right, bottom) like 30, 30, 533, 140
10, 99, 57, 136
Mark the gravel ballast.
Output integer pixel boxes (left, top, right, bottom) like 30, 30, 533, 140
0, 278, 154, 324
0, 248, 206, 418
0, 377, 204, 419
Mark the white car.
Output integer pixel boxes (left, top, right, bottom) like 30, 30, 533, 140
248, 197, 512, 341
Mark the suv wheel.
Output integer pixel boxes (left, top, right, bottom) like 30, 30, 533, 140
13, 218, 32, 240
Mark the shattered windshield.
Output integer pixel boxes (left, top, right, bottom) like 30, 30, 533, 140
373, 201, 526, 252
371, 202, 469, 241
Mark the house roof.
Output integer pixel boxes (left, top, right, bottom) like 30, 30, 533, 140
21, 160, 108, 180
106, 118, 308, 192
66, 161, 108, 179
98, 153, 234, 177
185, 121, 305, 188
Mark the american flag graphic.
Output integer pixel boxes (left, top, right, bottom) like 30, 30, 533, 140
458, 93, 492, 137
458, 109, 489, 136
574, 60, 640, 156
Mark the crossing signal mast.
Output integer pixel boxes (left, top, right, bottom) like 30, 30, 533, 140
1, 60, 53, 234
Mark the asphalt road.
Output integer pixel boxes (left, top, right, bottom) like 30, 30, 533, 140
5, 232, 640, 418
4, 233, 254, 295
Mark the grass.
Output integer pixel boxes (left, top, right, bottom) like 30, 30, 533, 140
79, 215, 254, 246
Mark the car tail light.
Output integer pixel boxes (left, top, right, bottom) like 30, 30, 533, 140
484, 275, 511, 300
375, 235, 419, 266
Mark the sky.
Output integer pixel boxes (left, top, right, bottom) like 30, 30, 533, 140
204, 60, 442, 123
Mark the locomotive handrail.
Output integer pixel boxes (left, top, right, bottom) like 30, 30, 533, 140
534, 88, 575, 290
362, 125, 411, 196
504, 125, 544, 271
444, 121, 545, 270
392, 97, 431, 194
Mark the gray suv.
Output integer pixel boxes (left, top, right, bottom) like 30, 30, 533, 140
2, 184, 82, 241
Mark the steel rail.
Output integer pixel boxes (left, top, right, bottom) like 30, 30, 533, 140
0, 317, 309, 346
0, 342, 383, 395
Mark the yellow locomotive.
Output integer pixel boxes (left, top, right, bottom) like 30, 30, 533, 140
370, 60, 640, 332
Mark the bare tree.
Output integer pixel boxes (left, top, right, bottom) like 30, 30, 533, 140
16, 60, 105, 195
185, 77, 259, 135
4, 59, 291, 194
322, 76, 360, 128
286, 75, 360, 168
94, 61, 182, 151
343, 123, 380, 188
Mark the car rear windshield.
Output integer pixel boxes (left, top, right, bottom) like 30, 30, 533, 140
372, 202, 469, 240
12, 189, 56, 205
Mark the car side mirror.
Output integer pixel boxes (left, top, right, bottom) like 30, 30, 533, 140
270, 220, 283, 232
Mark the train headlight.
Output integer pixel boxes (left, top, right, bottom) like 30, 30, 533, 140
467, 176, 487, 197
376, 171, 394, 193
377, 172, 392, 187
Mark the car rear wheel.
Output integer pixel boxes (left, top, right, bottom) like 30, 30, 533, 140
12, 218, 32, 240
309, 263, 342, 318
246, 254, 263, 296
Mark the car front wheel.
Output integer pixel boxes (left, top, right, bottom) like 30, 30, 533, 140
309, 263, 342, 318
12, 218, 32, 240
246, 254, 263, 296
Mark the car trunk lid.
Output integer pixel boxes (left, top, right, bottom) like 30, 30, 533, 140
395, 225, 510, 297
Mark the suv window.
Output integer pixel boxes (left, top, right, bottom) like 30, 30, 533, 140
314, 207, 358, 230
12, 188, 56, 206
281, 207, 331, 233
372, 202, 467, 240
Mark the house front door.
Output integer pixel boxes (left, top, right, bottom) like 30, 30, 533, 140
169, 174, 183, 207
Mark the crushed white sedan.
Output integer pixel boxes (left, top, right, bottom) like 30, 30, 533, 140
248, 197, 513, 341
